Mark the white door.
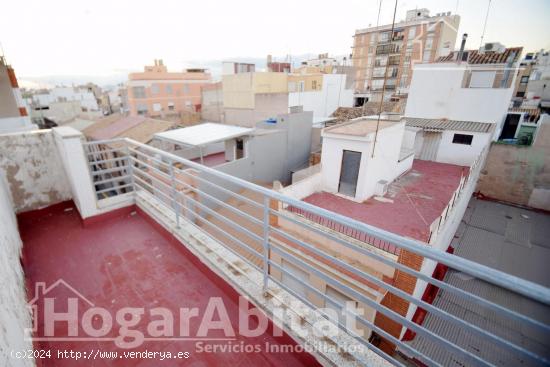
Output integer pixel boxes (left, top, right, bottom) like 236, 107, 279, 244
419, 132, 442, 161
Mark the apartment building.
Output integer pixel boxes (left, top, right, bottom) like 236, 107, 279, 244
0, 56, 36, 133
352, 8, 460, 104
222, 61, 256, 75
127, 59, 211, 119
405, 43, 522, 151
222, 68, 353, 126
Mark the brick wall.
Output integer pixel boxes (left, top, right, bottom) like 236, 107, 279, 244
372, 249, 424, 354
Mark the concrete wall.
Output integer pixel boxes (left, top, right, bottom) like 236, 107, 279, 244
224, 93, 289, 127
288, 74, 353, 118
477, 116, 550, 210
255, 110, 313, 184
0, 173, 34, 367
0, 130, 72, 212
406, 64, 516, 137
435, 130, 492, 166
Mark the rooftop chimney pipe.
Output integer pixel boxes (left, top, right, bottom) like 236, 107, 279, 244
457, 33, 468, 62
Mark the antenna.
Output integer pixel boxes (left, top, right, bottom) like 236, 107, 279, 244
480, 0, 492, 48
371, 0, 399, 158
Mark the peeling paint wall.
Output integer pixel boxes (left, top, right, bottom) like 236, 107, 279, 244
0, 130, 72, 213
477, 117, 550, 210
0, 174, 34, 367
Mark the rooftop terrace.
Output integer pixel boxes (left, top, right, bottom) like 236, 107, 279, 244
20, 202, 319, 367
1, 128, 549, 367
299, 160, 468, 243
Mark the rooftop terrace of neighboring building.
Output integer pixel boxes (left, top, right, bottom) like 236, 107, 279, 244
323, 118, 401, 137
299, 160, 469, 243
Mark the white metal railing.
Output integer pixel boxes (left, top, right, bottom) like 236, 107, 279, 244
84, 138, 550, 367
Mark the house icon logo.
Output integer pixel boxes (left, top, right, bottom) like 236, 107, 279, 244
26, 279, 94, 335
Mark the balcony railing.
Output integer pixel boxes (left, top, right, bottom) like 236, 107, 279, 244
83, 137, 550, 367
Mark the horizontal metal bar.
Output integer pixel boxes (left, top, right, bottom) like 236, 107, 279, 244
123, 138, 550, 305
128, 147, 172, 169
86, 147, 127, 156
95, 183, 133, 195
174, 166, 263, 210
91, 166, 129, 176
130, 156, 171, 181
83, 138, 126, 145
268, 261, 434, 367
271, 208, 550, 334
171, 175, 263, 227
271, 246, 490, 367
269, 226, 547, 364
93, 174, 131, 187
89, 156, 129, 166
134, 177, 263, 272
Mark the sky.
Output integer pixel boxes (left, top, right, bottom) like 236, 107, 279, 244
1, 0, 549, 88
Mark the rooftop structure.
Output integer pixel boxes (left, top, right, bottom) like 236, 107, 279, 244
352, 9, 460, 104
0, 126, 549, 367
405, 45, 522, 150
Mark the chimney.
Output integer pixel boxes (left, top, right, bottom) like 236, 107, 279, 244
457, 33, 468, 62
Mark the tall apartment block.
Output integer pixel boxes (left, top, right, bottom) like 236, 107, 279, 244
352, 8, 460, 105
127, 59, 211, 118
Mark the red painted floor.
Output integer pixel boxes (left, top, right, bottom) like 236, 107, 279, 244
19, 203, 319, 366
191, 152, 227, 167
302, 160, 468, 243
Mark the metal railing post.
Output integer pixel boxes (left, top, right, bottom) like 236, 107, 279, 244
168, 158, 180, 228
125, 143, 136, 193
262, 195, 270, 295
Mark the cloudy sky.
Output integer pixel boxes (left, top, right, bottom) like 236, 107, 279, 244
1, 0, 549, 87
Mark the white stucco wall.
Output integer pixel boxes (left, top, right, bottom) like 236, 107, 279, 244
0, 173, 34, 367
288, 74, 353, 118
320, 122, 405, 201
405, 64, 516, 138
435, 130, 492, 166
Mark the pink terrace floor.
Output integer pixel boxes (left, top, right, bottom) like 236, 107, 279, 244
302, 160, 468, 243
19, 202, 319, 367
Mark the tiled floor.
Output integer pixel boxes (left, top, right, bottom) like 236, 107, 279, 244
19, 202, 319, 366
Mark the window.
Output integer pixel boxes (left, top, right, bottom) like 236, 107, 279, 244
469, 71, 496, 88
166, 84, 173, 94
520, 76, 529, 84
312, 80, 318, 90
168, 102, 175, 111
136, 104, 148, 115
183, 84, 190, 94
151, 84, 160, 94
153, 103, 161, 112
452, 133, 473, 145
132, 86, 145, 99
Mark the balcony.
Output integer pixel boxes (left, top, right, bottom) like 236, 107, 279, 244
1, 127, 549, 367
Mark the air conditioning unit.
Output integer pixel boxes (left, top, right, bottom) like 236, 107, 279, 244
479, 42, 505, 54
